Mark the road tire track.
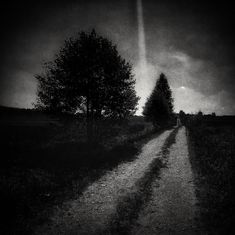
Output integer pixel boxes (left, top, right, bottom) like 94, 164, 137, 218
131, 127, 199, 235
105, 127, 179, 235
34, 129, 173, 235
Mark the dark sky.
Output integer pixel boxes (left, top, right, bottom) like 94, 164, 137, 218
0, 0, 235, 114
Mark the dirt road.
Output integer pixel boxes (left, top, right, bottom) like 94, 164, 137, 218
131, 127, 198, 234
35, 127, 198, 235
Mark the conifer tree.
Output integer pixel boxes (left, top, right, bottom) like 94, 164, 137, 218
143, 73, 173, 127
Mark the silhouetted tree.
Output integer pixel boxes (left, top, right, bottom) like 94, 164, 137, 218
197, 110, 203, 117
35, 29, 139, 140
143, 73, 173, 127
179, 110, 186, 125
154, 73, 173, 112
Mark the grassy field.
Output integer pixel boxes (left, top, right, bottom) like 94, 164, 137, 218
187, 116, 235, 234
0, 107, 163, 234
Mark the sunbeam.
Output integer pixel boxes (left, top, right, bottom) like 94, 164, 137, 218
136, 0, 151, 114
137, 0, 147, 70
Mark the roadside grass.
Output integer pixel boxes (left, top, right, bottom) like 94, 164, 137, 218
187, 121, 235, 234
0, 118, 165, 234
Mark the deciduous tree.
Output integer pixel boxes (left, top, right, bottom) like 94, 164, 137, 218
35, 29, 139, 139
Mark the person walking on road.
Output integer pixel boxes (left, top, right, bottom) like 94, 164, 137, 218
177, 117, 181, 127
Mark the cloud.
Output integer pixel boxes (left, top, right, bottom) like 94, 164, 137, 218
0, 0, 234, 116
173, 86, 235, 115
0, 71, 37, 108
153, 51, 235, 96
134, 50, 235, 115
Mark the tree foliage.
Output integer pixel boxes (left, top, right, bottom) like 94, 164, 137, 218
143, 73, 173, 126
35, 29, 139, 120
179, 110, 186, 125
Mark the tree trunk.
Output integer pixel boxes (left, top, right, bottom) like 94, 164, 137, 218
86, 96, 94, 143
86, 95, 91, 143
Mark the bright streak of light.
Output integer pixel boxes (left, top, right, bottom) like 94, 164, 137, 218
136, 0, 150, 115
137, 0, 147, 70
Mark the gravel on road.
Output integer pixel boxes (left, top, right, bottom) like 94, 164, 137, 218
34, 130, 172, 235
